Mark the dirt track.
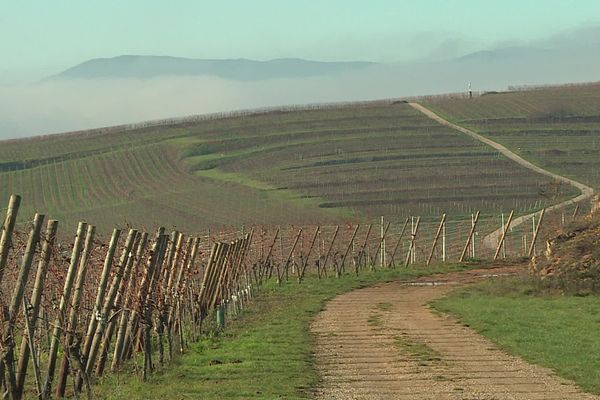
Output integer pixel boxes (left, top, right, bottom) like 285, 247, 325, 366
409, 103, 594, 250
312, 267, 598, 399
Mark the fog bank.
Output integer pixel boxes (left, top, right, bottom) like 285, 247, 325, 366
2, 48, 600, 139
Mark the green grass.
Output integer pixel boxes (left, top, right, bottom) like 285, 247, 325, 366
94, 264, 472, 399
367, 313, 383, 328
393, 334, 442, 364
376, 301, 393, 311
432, 276, 600, 394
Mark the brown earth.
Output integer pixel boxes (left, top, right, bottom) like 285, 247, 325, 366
311, 266, 599, 399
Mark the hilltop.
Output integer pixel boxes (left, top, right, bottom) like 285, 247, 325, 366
48, 55, 377, 80
1, 85, 588, 236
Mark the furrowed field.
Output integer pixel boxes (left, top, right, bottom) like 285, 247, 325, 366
0, 102, 573, 236
423, 83, 600, 189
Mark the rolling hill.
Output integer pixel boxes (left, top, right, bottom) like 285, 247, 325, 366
48, 55, 377, 80
0, 97, 577, 237
423, 83, 600, 189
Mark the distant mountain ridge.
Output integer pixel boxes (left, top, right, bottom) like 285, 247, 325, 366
49, 55, 377, 80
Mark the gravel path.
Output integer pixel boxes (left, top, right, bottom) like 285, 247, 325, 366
312, 267, 599, 399
409, 103, 594, 250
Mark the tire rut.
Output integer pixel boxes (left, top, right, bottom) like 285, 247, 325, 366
312, 267, 599, 399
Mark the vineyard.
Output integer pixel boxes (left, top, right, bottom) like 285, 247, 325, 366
0, 186, 586, 399
0, 82, 598, 398
0, 102, 575, 236
423, 82, 600, 189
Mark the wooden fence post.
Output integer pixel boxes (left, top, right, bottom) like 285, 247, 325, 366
405, 217, 421, 267
460, 211, 480, 262
262, 228, 279, 283
371, 220, 391, 269
140, 229, 166, 381
43, 221, 87, 400
95, 230, 142, 376
321, 226, 339, 277
388, 217, 409, 268
281, 228, 301, 284
528, 208, 546, 258
84, 228, 136, 378
442, 220, 446, 262
427, 214, 446, 266
2, 213, 44, 400
471, 213, 476, 259
0, 194, 21, 283
298, 227, 319, 283
77, 228, 120, 391
101, 232, 151, 372
112, 232, 148, 370
572, 204, 580, 220
380, 217, 385, 268
15, 219, 58, 397
339, 225, 360, 276
356, 224, 372, 272
56, 224, 95, 398
494, 210, 514, 260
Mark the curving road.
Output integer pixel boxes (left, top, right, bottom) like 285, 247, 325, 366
313, 267, 599, 399
409, 103, 595, 249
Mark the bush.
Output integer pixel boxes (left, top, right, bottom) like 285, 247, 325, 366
532, 211, 600, 294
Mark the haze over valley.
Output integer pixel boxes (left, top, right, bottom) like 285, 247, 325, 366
3, 25, 600, 139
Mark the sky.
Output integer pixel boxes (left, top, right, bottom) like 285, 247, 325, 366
2, 1, 600, 139
3, 0, 600, 83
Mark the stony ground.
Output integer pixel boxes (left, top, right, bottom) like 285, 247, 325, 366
312, 266, 599, 399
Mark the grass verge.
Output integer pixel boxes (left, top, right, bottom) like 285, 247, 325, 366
432, 276, 600, 395
94, 263, 471, 399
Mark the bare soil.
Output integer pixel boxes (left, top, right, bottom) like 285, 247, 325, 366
312, 266, 599, 399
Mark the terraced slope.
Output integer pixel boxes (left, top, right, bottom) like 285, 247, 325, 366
0, 129, 336, 234
423, 83, 600, 189
184, 104, 573, 218
0, 102, 572, 235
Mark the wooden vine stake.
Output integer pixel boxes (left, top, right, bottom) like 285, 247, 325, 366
2, 213, 44, 400
298, 227, 319, 283
42, 221, 87, 400
459, 211, 480, 262
388, 217, 409, 268
404, 217, 420, 267
56, 224, 96, 398
494, 210, 514, 260
77, 228, 121, 392
140, 228, 166, 381
16, 219, 59, 398
356, 224, 372, 271
371, 220, 391, 269
281, 228, 301, 284
339, 225, 360, 276
321, 226, 339, 277
528, 208, 546, 258
84, 228, 137, 378
0, 194, 21, 283
427, 214, 447, 266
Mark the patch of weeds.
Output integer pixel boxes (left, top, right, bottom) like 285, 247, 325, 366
367, 313, 383, 328
376, 302, 393, 312
394, 335, 443, 363
433, 276, 600, 394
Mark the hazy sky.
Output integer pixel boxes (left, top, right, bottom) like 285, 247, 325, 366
3, 0, 600, 82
